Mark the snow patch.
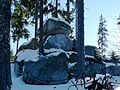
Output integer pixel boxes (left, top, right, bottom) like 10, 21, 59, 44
48, 17, 70, 26
45, 48, 70, 58
105, 62, 120, 67
85, 55, 95, 59
43, 36, 52, 45
16, 49, 39, 62
68, 62, 77, 68
11, 64, 120, 90
67, 51, 77, 56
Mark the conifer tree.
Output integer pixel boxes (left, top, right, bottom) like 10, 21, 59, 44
98, 15, 108, 56
11, 3, 30, 53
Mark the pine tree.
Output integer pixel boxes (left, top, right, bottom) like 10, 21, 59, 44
11, 3, 30, 53
0, 0, 12, 90
110, 51, 119, 61
98, 15, 108, 57
117, 15, 120, 25
67, 0, 70, 23
110, 51, 119, 66
76, 0, 85, 79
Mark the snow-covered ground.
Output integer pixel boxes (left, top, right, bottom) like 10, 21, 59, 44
11, 64, 120, 90
11, 64, 85, 90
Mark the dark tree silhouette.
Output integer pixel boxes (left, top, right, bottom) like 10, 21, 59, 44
34, 0, 38, 49
76, 0, 85, 79
0, 0, 12, 90
67, 0, 70, 23
39, 0, 44, 54
117, 15, 120, 25
55, 0, 58, 17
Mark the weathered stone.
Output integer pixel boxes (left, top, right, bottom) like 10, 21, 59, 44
84, 60, 106, 77
18, 38, 39, 52
72, 40, 97, 56
14, 60, 24, 77
22, 53, 69, 85
44, 34, 73, 51
69, 54, 106, 78
43, 18, 72, 36
85, 46, 97, 56
106, 66, 120, 76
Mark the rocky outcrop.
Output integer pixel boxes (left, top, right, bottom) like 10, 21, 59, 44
43, 18, 72, 36
68, 53, 106, 78
72, 40, 97, 56
14, 60, 24, 77
85, 45, 97, 56
18, 38, 39, 52
22, 53, 69, 85
44, 34, 73, 51
106, 66, 120, 76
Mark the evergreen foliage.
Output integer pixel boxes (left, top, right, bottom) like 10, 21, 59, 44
110, 51, 119, 62
117, 15, 120, 25
98, 15, 108, 56
94, 49, 102, 60
11, 2, 30, 53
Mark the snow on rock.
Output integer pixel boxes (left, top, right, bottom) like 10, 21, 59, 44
85, 55, 95, 59
43, 36, 52, 45
105, 62, 120, 67
16, 48, 77, 62
68, 62, 77, 69
44, 48, 78, 59
105, 63, 116, 67
16, 48, 98, 63
44, 48, 70, 58
48, 17, 70, 26
67, 51, 77, 56
16, 49, 39, 62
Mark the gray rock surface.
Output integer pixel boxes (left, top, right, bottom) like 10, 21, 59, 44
22, 53, 69, 85
68, 53, 106, 78
44, 34, 73, 51
72, 40, 97, 56
85, 60, 106, 77
106, 66, 120, 76
43, 18, 72, 36
85, 46, 97, 56
14, 60, 24, 77
18, 38, 39, 52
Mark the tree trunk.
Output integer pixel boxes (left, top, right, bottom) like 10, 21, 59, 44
39, 0, 44, 54
67, 0, 70, 23
55, 0, 58, 17
34, 0, 38, 49
76, 0, 85, 79
16, 37, 19, 54
0, 0, 12, 90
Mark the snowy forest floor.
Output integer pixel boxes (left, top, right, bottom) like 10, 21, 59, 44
11, 64, 120, 90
